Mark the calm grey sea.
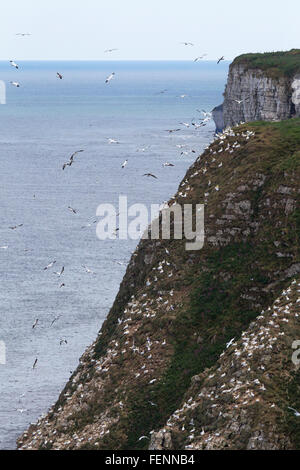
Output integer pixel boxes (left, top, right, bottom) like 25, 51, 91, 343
0, 60, 228, 449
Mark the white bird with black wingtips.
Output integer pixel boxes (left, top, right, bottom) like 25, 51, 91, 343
10, 60, 19, 69
105, 72, 115, 84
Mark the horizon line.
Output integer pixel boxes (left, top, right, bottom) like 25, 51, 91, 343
0, 58, 233, 62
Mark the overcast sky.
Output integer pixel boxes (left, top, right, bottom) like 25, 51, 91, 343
0, 0, 299, 60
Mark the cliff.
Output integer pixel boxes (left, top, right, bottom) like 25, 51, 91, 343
150, 280, 300, 450
17, 118, 300, 450
214, 50, 300, 130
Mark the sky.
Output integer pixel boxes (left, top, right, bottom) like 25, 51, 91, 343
0, 0, 299, 61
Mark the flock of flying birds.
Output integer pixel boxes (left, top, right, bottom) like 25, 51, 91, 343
8, 37, 225, 88
5, 37, 226, 371
7, 37, 300, 426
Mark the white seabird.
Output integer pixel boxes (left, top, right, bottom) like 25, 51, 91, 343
105, 72, 115, 84
162, 162, 174, 167
83, 265, 95, 274
44, 260, 56, 271
194, 54, 207, 62
54, 266, 64, 277
226, 337, 235, 349
10, 60, 19, 69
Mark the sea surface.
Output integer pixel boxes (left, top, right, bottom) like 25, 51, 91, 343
0, 60, 228, 449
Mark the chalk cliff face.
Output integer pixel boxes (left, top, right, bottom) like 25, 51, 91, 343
17, 118, 300, 450
214, 50, 300, 129
223, 64, 293, 127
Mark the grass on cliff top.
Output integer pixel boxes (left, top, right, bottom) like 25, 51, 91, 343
233, 49, 300, 78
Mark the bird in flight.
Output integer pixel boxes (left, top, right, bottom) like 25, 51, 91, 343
104, 48, 118, 53
60, 339, 68, 346
10, 60, 19, 69
83, 266, 95, 274
105, 72, 115, 84
165, 129, 181, 133
10, 81, 20, 87
121, 160, 128, 168
162, 162, 174, 167
54, 266, 64, 277
32, 358, 38, 369
180, 42, 194, 46
192, 122, 205, 129
107, 138, 120, 144
68, 206, 77, 214
15, 33, 31, 36
217, 56, 225, 64
81, 220, 97, 229
198, 109, 212, 121
50, 315, 61, 326
233, 98, 249, 105
9, 224, 23, 230
62, 150, 84, 170
62, 161, 72, 170
194, 54, 207, 62
143, 173, 158, 179
56, 72, 63, 80
136, 146, 150, 152
114, 260, 126, 266
44, 260, 56, 271
32, 319, 39, 329
69, 150, 84, 162
226, 338, 235, 349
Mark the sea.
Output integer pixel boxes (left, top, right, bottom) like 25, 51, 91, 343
0, 60, 228, 449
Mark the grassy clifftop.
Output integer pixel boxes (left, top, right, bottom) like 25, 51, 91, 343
18, 119, 300, 450
232, 49, 300, 78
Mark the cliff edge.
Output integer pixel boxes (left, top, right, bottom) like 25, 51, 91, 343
214, 50, 300, 130
17, 118, 300, 450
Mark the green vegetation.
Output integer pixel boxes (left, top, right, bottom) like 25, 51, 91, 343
233, 49, 300, 78
122, 120, 300, 449
20, 118, 300, 450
